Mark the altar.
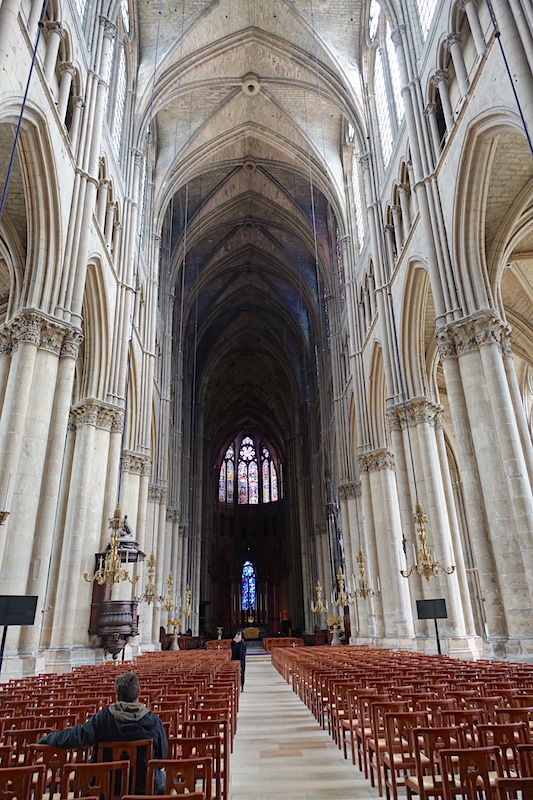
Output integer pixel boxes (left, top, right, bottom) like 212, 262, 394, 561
243, 627, 260, 639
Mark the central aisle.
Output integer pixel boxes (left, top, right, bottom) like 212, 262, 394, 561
229, 655, 381, 799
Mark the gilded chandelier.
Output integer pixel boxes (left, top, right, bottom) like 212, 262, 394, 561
84, 504, 139, 587
400, 500, 455, 581
351, 548, 381, 599
311, 580, 328, 613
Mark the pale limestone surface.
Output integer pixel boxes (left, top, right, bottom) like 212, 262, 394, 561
230, 656, 380, 800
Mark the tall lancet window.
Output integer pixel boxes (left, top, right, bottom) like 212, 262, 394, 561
238, 437, 259, 504
242, 561, 256, 612
218, 443, 234, 503
218, 436, 281, 503
262, 447, 278, 503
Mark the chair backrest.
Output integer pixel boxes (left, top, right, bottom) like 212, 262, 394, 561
96, 738, 153, 794
122, 794, 205, 799
478, 722, 529, 777
170, 735, 224, 799
517, 743, 533, 776
0, 764, 46, 800
495, 777, 533, 800
148, 757, 212, 798
438, 746, 502, 800
60, 760, 130, 800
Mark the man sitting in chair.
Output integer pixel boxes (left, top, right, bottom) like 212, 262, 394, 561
38, 671, 167, 794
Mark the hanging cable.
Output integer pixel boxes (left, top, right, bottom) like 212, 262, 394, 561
0, 0, 50, 222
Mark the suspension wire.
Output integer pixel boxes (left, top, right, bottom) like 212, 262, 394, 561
484, 0, 533, 158
302, 90, 322, 583
0, 0, 50, 223
116, 0, 163, 510
366, 137, 420, 503
308, 0, 346, 584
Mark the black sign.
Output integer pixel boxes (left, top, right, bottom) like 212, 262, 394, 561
416, 598, 447, 620
0, 595, 38, 626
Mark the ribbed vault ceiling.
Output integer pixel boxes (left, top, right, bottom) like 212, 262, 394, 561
136, 0, 364, 460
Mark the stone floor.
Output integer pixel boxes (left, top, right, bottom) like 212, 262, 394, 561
229, 655, 381, 799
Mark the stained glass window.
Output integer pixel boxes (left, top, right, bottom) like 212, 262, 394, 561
242, 561, 256, 611
218, 438, 280, 503
218, 444, 234, 503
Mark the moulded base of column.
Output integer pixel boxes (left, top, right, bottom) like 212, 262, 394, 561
484, 635, 533, 662
447, 635, 484, 661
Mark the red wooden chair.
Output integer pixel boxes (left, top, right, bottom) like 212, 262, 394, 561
517, 743, 533, 776
406, 726, 467, 800
122, 795, 205, 799
438, 746, 502, 800
478, 722, 529, 777
60, 760, 130, 800
96, 739, 153, 795
0, 764, 46, 800
147, 757, 212, 798
170, 734, 226, 800
495, 776, 533, 800
382, 710, 429, 800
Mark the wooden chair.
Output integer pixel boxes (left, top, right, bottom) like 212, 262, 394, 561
382, 710, 429, 800
0, 747, 10, 768
170, 735, 226, 800
440, 708, 488, 746
122, 794, 205, 799
517, 743, 533, 776
96, 739, 153, 795
147, 756, 212, 798
368, 700, 409, 796
0, 764, 46, 800
60, 760, 130, 800
3, 727, 53, 765
478, 722, 529, 777
27, 742, 90, 797
356, 693, 390, 775
495, 776, 533, 800
405, 726, 467, 800
438, 746, 502, 800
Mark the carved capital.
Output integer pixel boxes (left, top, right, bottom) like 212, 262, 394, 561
167, 507, 179, 522
387, 398, 443, 430
61, 329, 83, 358
425, 102, 437, 115
431, 69, 449, 86
11, 311, 41, 347
44, 20, 65, 39
72, 400, 100, 427
59, 61, 77, 77
123, 451, 151, 475
338, 482, 355, 501
111, 411, 124, 433
436, 310, 512, 358
358, 448, 395, 472
100, 16, 116, 40
444, 32, 462, 50
0, 328, 13, 356
390, 24, 406, 47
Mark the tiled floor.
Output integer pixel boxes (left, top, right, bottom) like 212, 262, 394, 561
230, 655, 381, 799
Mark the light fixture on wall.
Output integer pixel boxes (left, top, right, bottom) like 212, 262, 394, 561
400, 500, 455, 581
311, 580, 328, 613
133, 550, 164, 604
84, 505, 139, 587
351, 547, 380, 600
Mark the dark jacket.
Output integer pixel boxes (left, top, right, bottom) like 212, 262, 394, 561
231, 639, 246, 674
38, 701, 167, 793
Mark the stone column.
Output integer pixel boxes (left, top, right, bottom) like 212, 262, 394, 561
458, 0, 486, 57
0, 314, 40, 567
397, 185, 411, 242
48, 401, 101, 656
388, 399, 481, 657
17, 328, 82, 662
438, 311, 533, 656
43, 21, 64, 84
444, 33, 470, 97
58, 62, 76, 123
431, 71, 454, 133
425, 103, 442, 162
105, 201, 116, 249
359, 449, 415, 646
391, 205, 403, 253
69, 96, 84, 153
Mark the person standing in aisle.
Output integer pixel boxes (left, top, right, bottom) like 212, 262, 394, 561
231, 630, 246, 691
